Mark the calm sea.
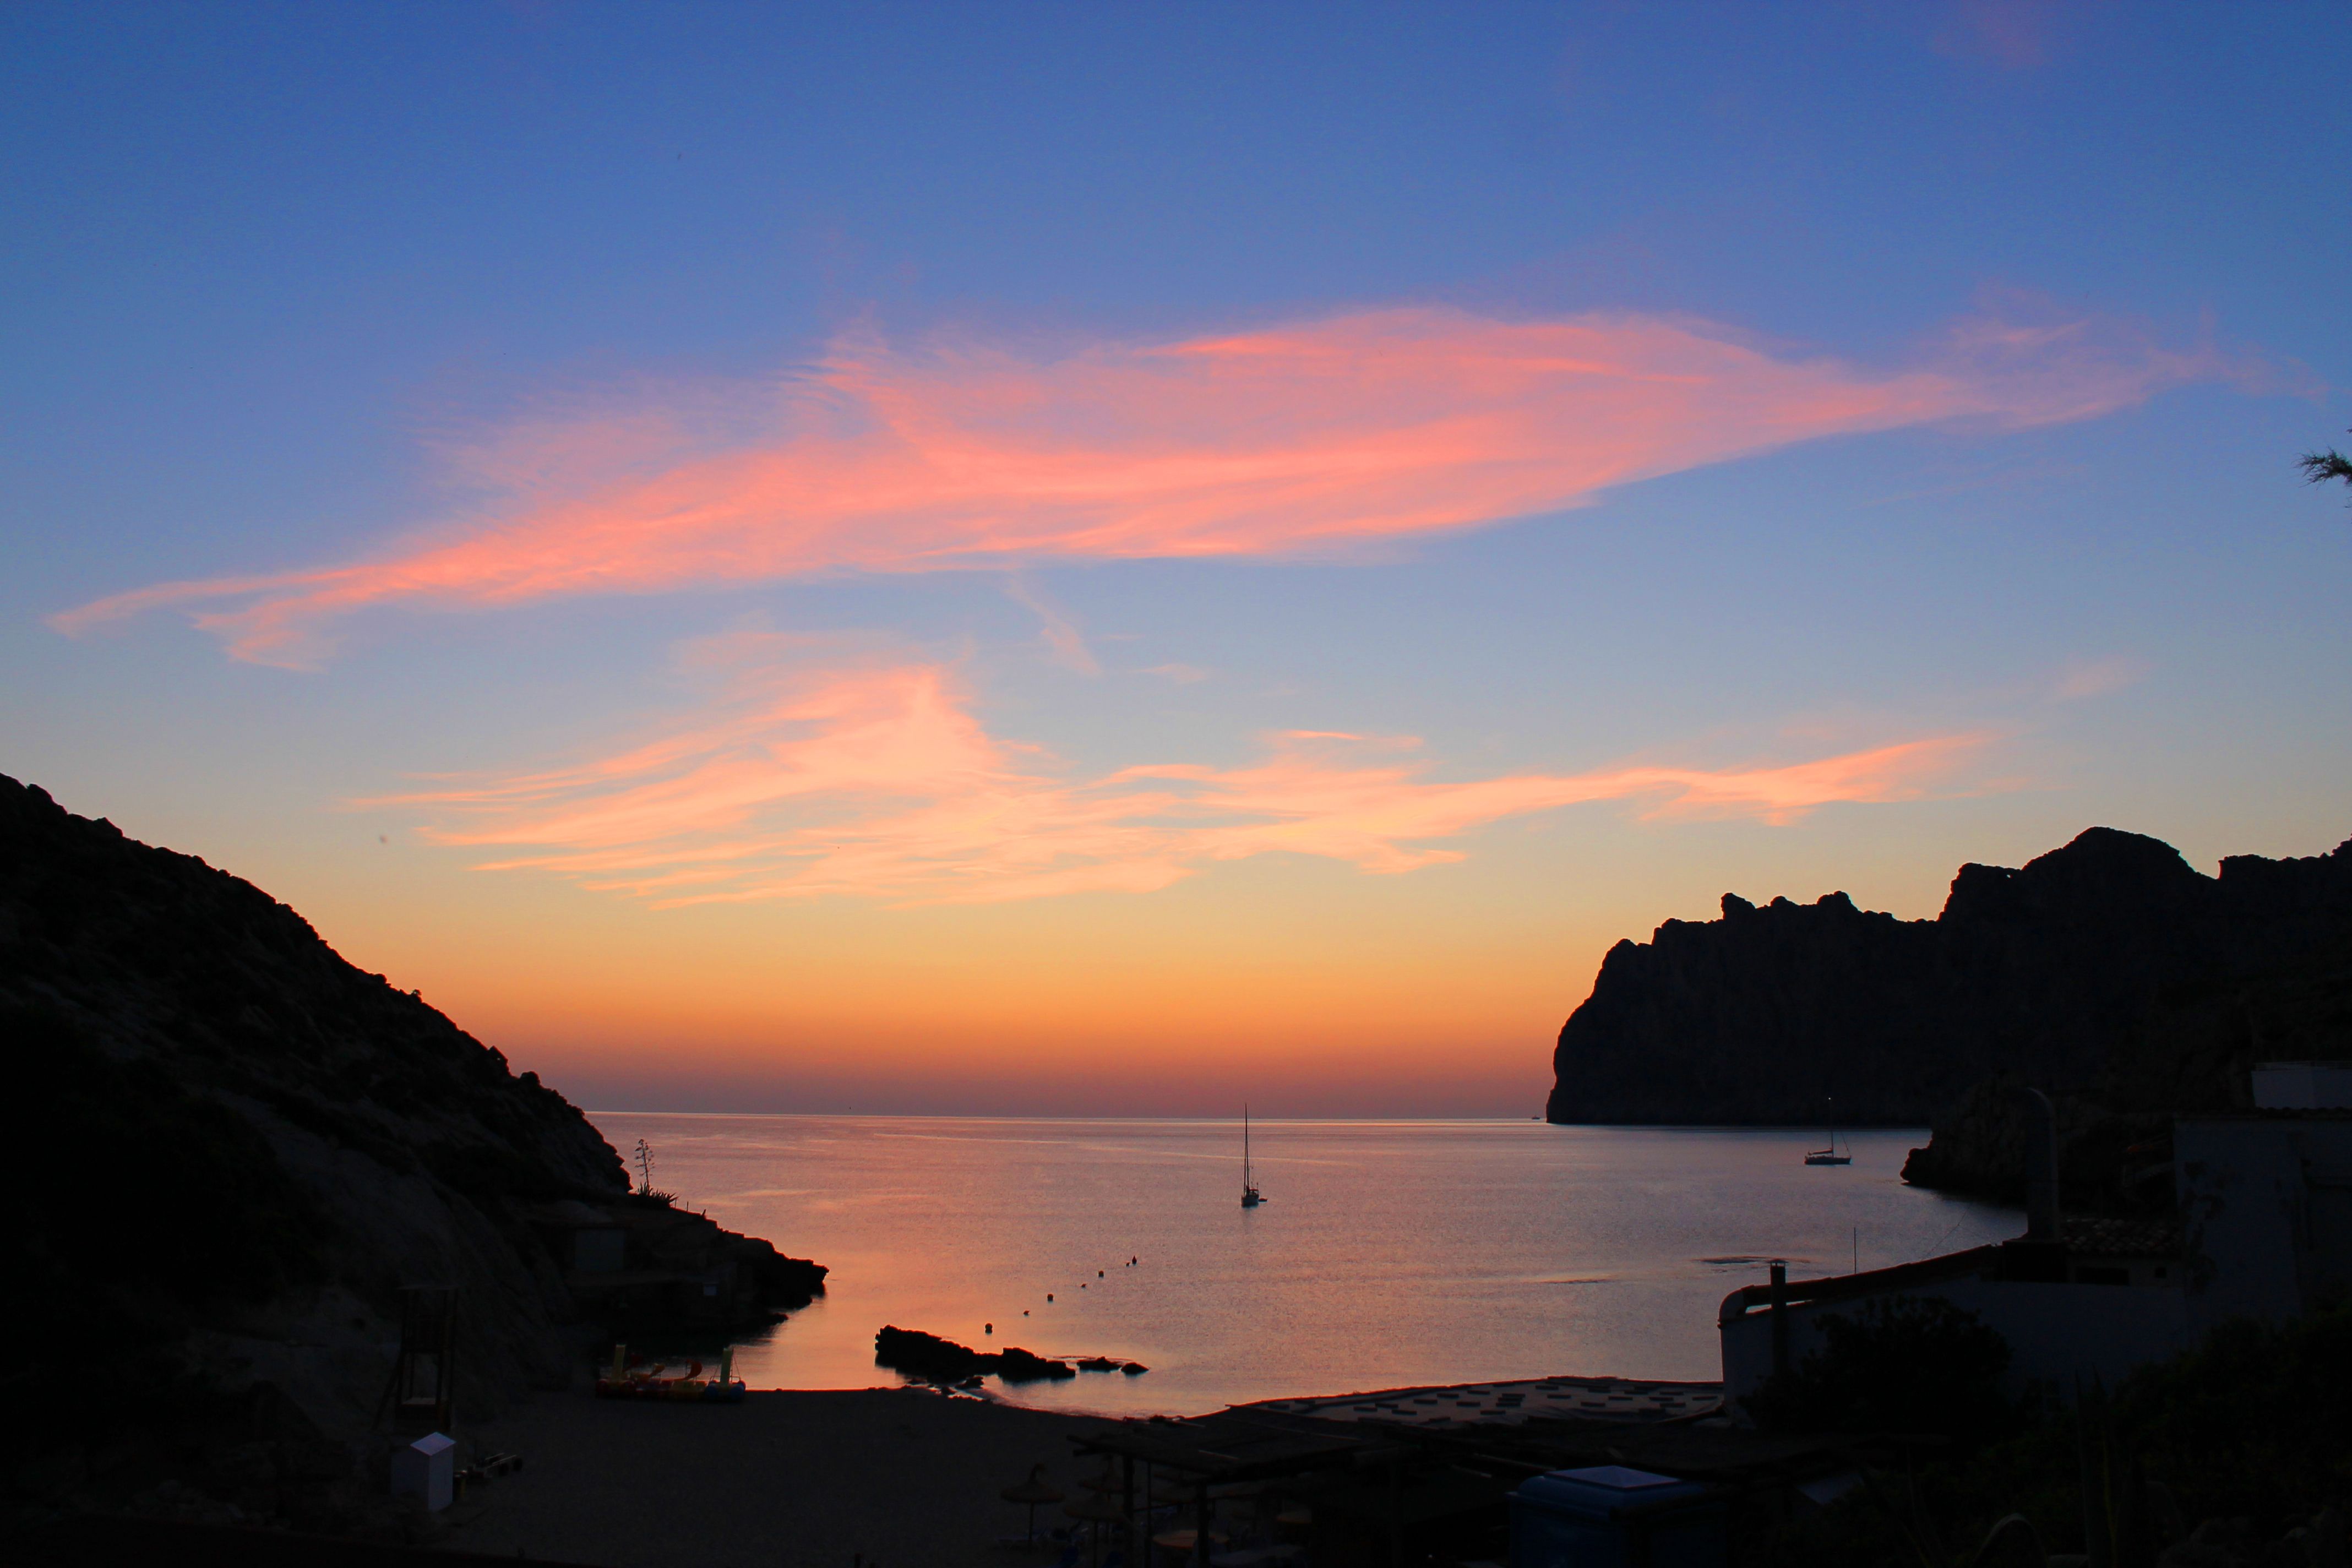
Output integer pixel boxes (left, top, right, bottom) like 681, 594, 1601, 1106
585, 1114, 2018, 1417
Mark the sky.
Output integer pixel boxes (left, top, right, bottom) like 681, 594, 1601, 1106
4, 2, 2347, 1117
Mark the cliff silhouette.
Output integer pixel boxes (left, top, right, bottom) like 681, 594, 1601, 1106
1, 773, 821, 1529
1547, 826, 2352, 1201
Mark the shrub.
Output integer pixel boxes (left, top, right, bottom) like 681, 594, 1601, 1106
1748, 1294, 2020, 1446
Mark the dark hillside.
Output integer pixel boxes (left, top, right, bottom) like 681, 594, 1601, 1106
1547, 829, 2352, 1189
1902, 929, 2352, 1207
0, 774, 821, 1531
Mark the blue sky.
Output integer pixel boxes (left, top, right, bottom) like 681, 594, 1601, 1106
4, 2, 2346, 1113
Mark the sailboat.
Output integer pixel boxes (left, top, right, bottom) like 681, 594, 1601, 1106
1240, 1106, 1265, 1207
1804, 1096, 1852, 1166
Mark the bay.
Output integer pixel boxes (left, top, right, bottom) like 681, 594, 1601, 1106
585, 1114, 2018, 1417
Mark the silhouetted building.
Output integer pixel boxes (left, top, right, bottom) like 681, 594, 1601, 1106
1719, 1091, 2351, 1407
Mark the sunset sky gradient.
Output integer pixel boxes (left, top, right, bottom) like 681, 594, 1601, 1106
4, 3, 2346, 1114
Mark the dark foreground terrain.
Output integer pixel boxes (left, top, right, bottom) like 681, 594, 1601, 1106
1757, 1304, 2351, 1568
1, 774, 821, 1534
441, 1386, 1101, 1568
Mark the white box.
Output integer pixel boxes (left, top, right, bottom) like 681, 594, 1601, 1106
2253, 1061, 2352, 1110
391, 1431, 457, 1512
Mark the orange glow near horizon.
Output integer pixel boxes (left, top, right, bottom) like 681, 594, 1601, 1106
373, 911, 1609, 1117
285, 824, 1625, 1115
52, 306, 2208, 667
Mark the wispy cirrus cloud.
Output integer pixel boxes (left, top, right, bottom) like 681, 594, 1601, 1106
367, 649, 2001, 906
2051, 654, 2150, 701
58, 305, 2216, 666
1000, 573, 1101, 674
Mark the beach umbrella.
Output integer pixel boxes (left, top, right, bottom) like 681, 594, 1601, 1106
1000, 1464, 1063, 1540
1064, 1489, 1128, 1568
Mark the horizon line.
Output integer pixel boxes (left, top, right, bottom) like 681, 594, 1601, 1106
581, 1109, 1936, 1131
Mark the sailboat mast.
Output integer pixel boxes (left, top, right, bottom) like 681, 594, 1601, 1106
1239, 1103, 1266, 1204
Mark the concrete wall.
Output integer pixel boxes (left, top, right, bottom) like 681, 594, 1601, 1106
1721, 1278, 2191, 1404
2177, 1117, 2352, 1327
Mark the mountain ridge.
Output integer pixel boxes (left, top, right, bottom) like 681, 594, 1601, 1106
1546, 826, 2352, 1144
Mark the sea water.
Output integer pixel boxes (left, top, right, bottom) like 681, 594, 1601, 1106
585, 1114, 2017, 1417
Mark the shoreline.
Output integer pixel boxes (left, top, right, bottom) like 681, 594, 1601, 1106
432, 1369, 1728, 1567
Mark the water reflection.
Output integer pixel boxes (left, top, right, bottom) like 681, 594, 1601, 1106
585, 1114, 2018, 1417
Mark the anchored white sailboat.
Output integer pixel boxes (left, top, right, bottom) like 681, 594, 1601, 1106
1241, 1105, 1265, 1207
1804, 1096, 1852, 1166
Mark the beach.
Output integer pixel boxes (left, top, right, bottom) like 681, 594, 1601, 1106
437, 1387, 1109, 1568
431, 1366, 1730, 1568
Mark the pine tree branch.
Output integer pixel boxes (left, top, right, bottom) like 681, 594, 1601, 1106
2299, 429, 2352, 498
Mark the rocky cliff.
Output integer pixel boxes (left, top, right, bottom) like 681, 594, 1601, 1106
1897, 926, 2352, 1208
1547, 827, 2352, 1169
0, 773, 821, 1529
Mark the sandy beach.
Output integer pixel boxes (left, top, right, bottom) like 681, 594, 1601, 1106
435, 1386, 1120, 1568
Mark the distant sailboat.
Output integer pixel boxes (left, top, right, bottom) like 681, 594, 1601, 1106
1241, 1106, 1265, 1207
1804, 1096, 1852, 1166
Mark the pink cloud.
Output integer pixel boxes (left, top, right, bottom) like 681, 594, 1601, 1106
57, 305, 2211, 666
1936, 0, 2071, 68
2050, 654, 2150, 701
368, 655, 2000, 906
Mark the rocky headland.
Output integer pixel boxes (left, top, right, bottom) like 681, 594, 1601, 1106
0, 773, 823, 1532
1547, 826, 2352, 1206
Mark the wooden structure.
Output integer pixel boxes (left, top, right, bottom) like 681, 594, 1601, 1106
377, 1285, 458, 1434
1071, 1408, 1396, 1568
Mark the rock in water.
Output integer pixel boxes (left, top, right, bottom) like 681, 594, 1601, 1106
875, 1325, 992, 1381
873, 1326, 1075, 1382
0, 774, 823, 1529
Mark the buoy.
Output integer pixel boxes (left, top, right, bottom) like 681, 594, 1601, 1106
984, 1323, 993, 1335
1097, 1270, 1104, 1277
1047, 1293, 1053, 1302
